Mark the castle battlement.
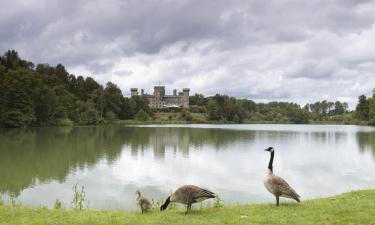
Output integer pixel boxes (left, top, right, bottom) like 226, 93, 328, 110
130, 86, 189, 109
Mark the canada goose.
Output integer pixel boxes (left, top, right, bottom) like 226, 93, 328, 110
264, 147, 300, 206
135, 190, 152, 213
160, 185, 216, 213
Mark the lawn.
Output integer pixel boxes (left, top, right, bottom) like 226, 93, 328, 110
1, 190, 375, 225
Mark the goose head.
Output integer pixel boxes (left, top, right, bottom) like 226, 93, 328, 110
160, 196, 171, 211
264, 147, 274, 152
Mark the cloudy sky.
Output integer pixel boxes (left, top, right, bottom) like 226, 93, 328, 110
1, 0, 375, 107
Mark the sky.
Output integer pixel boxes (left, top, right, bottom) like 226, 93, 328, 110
1, 0, 375, 108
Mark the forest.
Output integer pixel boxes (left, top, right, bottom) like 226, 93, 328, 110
0, 50, 374, 127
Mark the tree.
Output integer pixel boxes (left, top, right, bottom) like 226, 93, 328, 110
103, 82, 123, 117
327, 101, 334, 115
135, 109, 149, 121
91, 87, 105, 119
334, 101, 345, 115
207, 99, 220, 120
189, 94, 206, 106
355, 95, 370, 120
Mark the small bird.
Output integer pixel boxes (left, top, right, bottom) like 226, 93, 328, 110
135, 190, 152, 213
160, 185, 216, 214
264, 147, 300, 206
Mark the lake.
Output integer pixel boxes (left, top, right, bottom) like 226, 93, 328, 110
1, 124, 375, 210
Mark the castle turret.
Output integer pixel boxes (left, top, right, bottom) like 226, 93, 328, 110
130, 88, 138, 96
154, 86, 165, 98
182, 88, 190, 108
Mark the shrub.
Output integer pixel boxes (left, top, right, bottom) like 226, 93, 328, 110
105, 111, 117, 121
54, 199, 62, 209
135, 109, 149, 121
71, 183, 88, 210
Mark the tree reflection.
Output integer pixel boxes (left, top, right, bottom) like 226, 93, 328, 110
2, 125, 357, 197
356, 132, 375, 156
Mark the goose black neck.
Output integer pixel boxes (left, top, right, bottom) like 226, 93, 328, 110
268, 151, 274, 172
160, 196, 170, 211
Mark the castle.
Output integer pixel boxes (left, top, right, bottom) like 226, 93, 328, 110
130, 86, 190, 109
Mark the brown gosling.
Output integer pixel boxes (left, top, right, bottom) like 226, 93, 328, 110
264, 147, 300, 206
160, 185, 216, 214
135, 190, 152, 214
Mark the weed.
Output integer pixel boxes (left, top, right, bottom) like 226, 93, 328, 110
213, 195, 224, 208
9, 193, 17, 207
71, 183, 87, 210
54, 199, 62, 209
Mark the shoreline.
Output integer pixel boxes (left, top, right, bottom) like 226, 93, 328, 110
0, 119, 370, 129
1, 189, 375, 224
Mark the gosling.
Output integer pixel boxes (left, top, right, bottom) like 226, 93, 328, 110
135, 190, 152, 213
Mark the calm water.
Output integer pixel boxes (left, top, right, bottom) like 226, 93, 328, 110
1, 124, 375, 210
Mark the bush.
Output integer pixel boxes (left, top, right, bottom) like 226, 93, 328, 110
56, 118, 74, 126
105, 111, 117, 121
180, 109, 192, 121
1, 110, 35, 127
135, 109, 149, 121
54, 199, 62, 209
79, 108, 100, 125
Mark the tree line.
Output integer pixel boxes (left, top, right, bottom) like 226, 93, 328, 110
189, 94, 351, 124
0, 50, 374, 127
0, 50, 151, 127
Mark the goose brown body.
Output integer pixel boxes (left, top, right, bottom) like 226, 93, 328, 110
160, 185, 216, 213
264, 147, 300, 206
264, 170, 300, 203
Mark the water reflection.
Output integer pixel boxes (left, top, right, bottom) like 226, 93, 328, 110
0, 124, 375, 209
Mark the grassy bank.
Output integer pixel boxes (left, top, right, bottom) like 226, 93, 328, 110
1, 189, 375, 225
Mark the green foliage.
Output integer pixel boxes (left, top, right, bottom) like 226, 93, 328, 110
9, 193, 17, 207
54, 199, 62, 209
105, 111, 117, 121
179, 109, 192, 121
0, 196, 3, 206
71, 183, 88, 210
135, 109, 149, 121
0, 50, 151, 127
213, 195, 224, 208
1, 110, 35, 127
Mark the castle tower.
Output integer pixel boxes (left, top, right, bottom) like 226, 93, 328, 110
153, 86, 165, 97
130, 88, 138, 96
182, 88, 190, 108
153, 86, 165, 109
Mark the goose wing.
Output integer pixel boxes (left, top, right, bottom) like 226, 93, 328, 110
175, 185, 216, 203
271, 176, 300, 201
138, 196, 152, 209
191, 186, 216, 199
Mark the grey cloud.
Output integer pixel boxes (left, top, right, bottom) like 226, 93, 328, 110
1, 0, 375, 108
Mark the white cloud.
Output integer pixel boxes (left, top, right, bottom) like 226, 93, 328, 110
1, 0, 375, 108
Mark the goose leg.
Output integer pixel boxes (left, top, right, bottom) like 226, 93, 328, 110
276, 196, 279, 207
185, 204, 192, 214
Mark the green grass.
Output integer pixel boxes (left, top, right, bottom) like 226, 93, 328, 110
1, 189, 375, 225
